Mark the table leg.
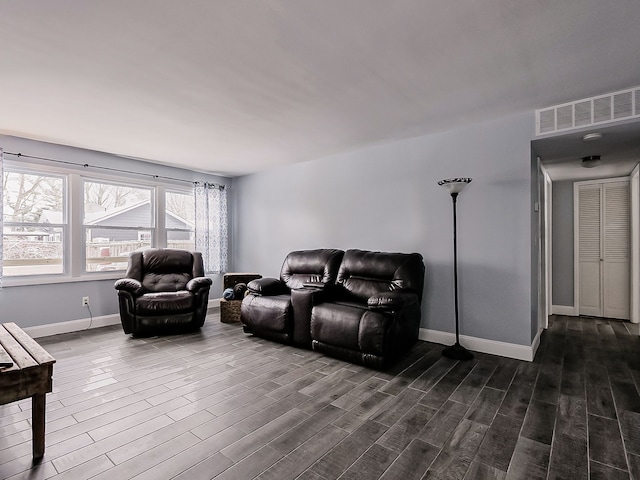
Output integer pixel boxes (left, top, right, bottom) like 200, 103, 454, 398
32, 394, 46, 458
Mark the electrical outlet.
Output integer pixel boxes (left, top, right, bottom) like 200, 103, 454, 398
82, 296, 90, 307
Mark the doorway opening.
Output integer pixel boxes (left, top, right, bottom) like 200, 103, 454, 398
532, 121, 640, 336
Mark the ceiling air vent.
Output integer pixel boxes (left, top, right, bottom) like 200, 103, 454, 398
536, 86, 640, 136
593, 96, 612, 123
574, 101, 592, 127
539, 109, 555, 134
614, 91, 633, 119
557, 105, 573, 130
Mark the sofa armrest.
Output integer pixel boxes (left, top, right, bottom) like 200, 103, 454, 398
291, 286, 326, 347
247, 277, 288, 296
186, 276, 213, 293
367, 291, 419, 311
302, 281, 326, 289
114, 278, 144, 296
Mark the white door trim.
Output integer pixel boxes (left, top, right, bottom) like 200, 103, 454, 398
631, 163, 639, 325
573, 184, 580, 316
542, 163, 552, 330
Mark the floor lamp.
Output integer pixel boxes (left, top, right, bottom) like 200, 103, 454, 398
438, 177, 474, 361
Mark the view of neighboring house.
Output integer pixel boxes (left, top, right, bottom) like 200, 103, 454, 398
1, 201, 195, 275
40, 201, 193, 242
90, 202, 193, 242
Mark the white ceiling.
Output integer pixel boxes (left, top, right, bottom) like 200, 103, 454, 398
1, 1, 640, 177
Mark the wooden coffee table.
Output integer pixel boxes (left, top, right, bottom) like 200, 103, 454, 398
0, 322, 55, 459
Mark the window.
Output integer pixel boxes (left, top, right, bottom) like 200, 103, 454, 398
83, 180, 153, 272
166, 190, 195, 252
1, 157, 225, 284
2, 170, 66, 276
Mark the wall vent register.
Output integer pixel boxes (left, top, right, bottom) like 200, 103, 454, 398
536, 86, 640, 136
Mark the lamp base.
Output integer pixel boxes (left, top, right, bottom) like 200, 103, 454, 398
442, 342, 474, 361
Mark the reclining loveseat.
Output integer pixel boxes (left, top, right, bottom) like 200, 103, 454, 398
241, 248, 425, 368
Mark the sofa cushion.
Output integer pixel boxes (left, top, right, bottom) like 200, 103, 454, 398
311, 303, 390, 356
143, 248, 194, 274
335, 249, 424, 303
280, 249, 344, 289
136, 291, 193, 314
311, 303, 362, 350
142, 272, 192, 292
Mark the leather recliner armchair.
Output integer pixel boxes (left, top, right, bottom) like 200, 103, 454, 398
240, 249, 344, 346
114, 248, 212, 336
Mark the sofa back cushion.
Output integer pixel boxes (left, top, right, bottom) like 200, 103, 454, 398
127, 249, 200, 293
280, 249, 344, 290
335, 249, 425, 303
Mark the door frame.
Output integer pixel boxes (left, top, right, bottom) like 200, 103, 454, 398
631, 163, 639, 325
541, 163, 552, 330
573, 176, 636, 320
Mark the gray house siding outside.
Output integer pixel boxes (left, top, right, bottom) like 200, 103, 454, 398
88, 203, 191, 241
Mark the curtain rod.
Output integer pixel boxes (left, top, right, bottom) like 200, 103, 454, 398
2, 151, 226, 189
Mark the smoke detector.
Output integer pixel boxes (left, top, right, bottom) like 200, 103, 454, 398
581, 155, 601, 168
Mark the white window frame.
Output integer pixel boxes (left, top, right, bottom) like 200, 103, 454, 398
82, 178, 155, 275
1, 159, 196, 286
2, 165, 68, 280
165, 188, 196, 252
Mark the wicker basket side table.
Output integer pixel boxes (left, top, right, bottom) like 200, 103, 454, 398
220, 272, 261, 323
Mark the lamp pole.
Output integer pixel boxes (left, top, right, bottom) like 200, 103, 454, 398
438, 178, 473, 361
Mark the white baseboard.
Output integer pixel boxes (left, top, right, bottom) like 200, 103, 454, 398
24, 314, 121, 339
26, 301, 545, 362
24, 298, 223, 339
531, 328, 542, 360
419, 328, 538, 362
551, 305, 577, 316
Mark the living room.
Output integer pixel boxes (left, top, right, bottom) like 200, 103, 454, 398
2, 1, 640, 479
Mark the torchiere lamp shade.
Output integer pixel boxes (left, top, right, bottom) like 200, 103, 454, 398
437, 177, 472, 194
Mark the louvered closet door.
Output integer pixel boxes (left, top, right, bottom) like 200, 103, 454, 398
578, 181, 630, 320
579, 185, 602, 316
603, 182, 630, 319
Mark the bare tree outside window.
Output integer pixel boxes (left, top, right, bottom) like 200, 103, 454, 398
2, 171, 65, 276
166, 191, 195, 224
84, 181, 149, 213
3, 172, 63, 223
166, 190, 195, 251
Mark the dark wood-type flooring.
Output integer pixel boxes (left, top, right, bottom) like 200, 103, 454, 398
1, 313, 640, 479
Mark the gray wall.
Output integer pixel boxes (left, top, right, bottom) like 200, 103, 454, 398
552, 180, 575, 307
232, 111, 536, 346
0, 135, 230, 328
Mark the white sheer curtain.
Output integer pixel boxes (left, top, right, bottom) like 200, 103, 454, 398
194, 182, 228, 274
0, 148, 3, 288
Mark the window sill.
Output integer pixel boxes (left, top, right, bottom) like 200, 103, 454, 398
1, 272, 124, 287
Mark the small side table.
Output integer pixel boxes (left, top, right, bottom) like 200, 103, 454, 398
220, 272, 261, 323
0, 322, 55, 459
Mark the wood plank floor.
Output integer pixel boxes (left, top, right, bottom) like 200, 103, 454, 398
1, 313, 639, 480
